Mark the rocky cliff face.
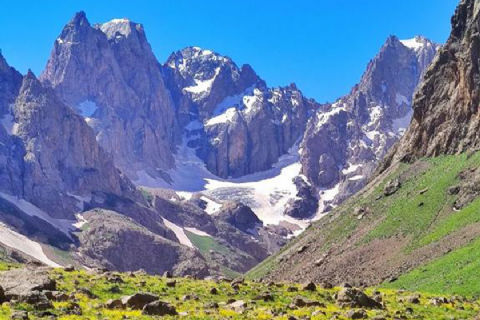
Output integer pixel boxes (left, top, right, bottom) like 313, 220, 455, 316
40, 12, 178, 180
301, 36, 439, 210
13, 71, 141, 219
382, 0, 480, 166
0, 52, 23, 197
164, 47, 318, 178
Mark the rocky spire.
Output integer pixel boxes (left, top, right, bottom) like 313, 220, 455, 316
40, 12, 178, 180
381, 0, 480, 167
300, 34, 439, 210
14, 71, 141, 219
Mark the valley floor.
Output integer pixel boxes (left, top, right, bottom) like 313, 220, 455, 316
0, 267, 478, 319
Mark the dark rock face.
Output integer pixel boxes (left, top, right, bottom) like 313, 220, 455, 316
217, 202, 262, 233
164, 47, 318, 178
285, 177, 319, 219
300, 36, 439, 210
382, 0, 480, 166
78, 210, 210, 277
40, 12, 178, 180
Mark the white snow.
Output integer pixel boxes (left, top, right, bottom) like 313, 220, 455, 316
184, 68, 220, 94
0, 104, 18, 136
200, 196, 222, 215
77, 100, 98, 118
185, 227, 212, 238
73, 214, 88, 229
176, 191, 193, 200
133, 137, 310, 232
0, 192, 76, 238
315, 103, 346, 130
205, 108, 237, 126
342, 163, 361, 175
162, 218, 194, 248
100, 19, 133, 38
348, 175, 364, 181
242, 89, 262, 115
365, 130, 380, 141
0, 222, 61, 267
400, 37, 425, 51
317, 183, 341, 214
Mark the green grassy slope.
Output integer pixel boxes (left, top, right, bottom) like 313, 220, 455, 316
249, 152, 480, 296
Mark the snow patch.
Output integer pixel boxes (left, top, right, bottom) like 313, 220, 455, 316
0, 104, 18, 135
0, 192, 76, 238
400, 37, 426, 51
200, 196, 222, 215
162, 218, 194, 248
0, 222, 61, 267
315, 103, 346, 129
184, 68, 220, 94
342, 163, 361, 175
185, 227, 212, 238
205, 108, 237, 126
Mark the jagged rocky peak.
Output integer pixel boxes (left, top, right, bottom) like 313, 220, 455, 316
382, 0, 480, 166
300, 34, 439, 210
41, 11, 178, 180
0, 50, 22, 116
163, 46, 317, 179
165, 46, 264, 120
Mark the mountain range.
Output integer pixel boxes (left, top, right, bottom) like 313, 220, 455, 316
0, 10, 439, 277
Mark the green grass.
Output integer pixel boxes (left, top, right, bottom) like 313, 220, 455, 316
363, 155, 473, 244
383, 236, 480, 297
251, 152, 480, 297
0, 268, 477, 319
185, 231, 241, 278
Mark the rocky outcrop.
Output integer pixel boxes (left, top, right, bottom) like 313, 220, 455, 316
13, 71, 140, 219
77, 209, 210, 277
164, 47, 318, 178
40, 12, 178, 180
382, 0, 480, 166
301, 35, 439, 210
217, 202, 262, 233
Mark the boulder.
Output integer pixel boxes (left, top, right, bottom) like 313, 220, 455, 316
142, 300, 178, 316
336, 288, 382, 309
121, 292, 159, 310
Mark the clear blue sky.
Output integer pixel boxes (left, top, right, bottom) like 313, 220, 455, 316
0, 0, 458, 103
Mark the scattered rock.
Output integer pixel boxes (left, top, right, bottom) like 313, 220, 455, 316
345, 309, 367, 319
292, 295, 324, 308
302, 281, 316, 291
64, 265, 75, 272
336, 288, 382, 309
406, 295, 420, 304
105, 299, 124, 309
384, 178, 401, 196
121, 292, 159, 310
229, 300, 247, 313
11, 310, 28, 320
166, 280, 176, 288
142, 300, 178, 316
